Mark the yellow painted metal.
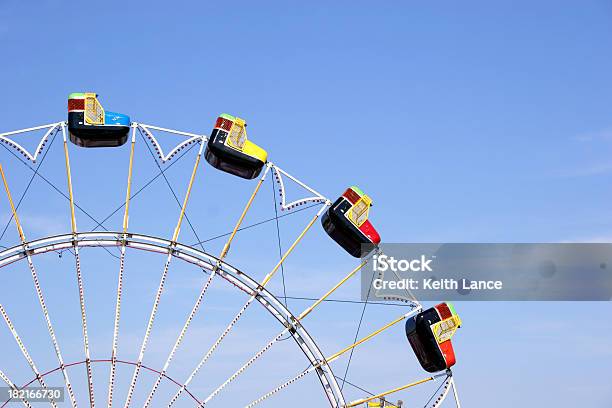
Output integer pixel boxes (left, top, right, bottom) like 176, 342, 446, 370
1, 163, 80, 408
84, 93, 105, 125
122, 128, 136, 233
432, 314, 462, 344
61, 127, 95, 407
227, 117, 247, 150
219, 168, 268, 260
347, 194, 372, 227
260, 210, 321, 288
62, 140, 78, 234
108, 129, 136, 408
347, 377, 434, 407
327, 311, 413, 363
224, 116, 268, 163
171, 154, 202, 243
242, 140, 268, 163
298, 258, 369, 320
289, 304, 417, 385
0, 164, 26, 242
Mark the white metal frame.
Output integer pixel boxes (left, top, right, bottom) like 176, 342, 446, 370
136, 123, 205, 163
0, 122, 205, 165
272, 164, 327, 210
0, 123, 62, 162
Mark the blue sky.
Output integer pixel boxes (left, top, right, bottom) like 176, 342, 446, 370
0, 1, 611, 407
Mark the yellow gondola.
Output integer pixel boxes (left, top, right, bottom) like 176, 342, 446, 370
204, 114, 267, 179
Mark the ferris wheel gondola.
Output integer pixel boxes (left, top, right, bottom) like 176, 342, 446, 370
67, 93, 131, 148
405, 303, 461, 373
322, 186, 381, 258
204, 114, 268, 179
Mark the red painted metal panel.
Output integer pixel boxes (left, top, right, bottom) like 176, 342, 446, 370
68, 98, 85, 111
439, 340, 456, 369
360, 220, 381, 244
435, 303, 453, 320
215, 117, 233, 131
342, 188, 361, 204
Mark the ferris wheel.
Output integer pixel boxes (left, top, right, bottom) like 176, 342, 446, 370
0, 93, 463, 408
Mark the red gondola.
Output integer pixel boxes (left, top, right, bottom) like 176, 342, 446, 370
405, 303, 461, 373
322, 186, 380, 257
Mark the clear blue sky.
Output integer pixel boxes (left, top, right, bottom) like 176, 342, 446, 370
0, 1, 611, 407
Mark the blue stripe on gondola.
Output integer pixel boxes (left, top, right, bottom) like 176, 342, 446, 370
105, 111, 130, 126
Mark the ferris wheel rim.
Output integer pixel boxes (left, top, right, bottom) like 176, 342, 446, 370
0, 231, 347, 407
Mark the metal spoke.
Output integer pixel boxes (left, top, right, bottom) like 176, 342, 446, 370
0, 126, 59, 243
246, 306, 422, 407
122, 140, 205, 408
89, 137, 198, 233
6, 358, 207, 407
205, 329, 288, 405
0, 231, 349, 408
61, 124, 95, 407
203, 257, 373, 404
0, 164, 78, 408
107, 126, 137, 408
142, 165, 271, 408
346, 375, 446, 407
0, 133, 121, 263
245, 367, 314, 408
423, 375, 453, 408
0, 370, 32, 408
167, 202, 329, 407
0, 305, 58, 407
451, 377, 461, 408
